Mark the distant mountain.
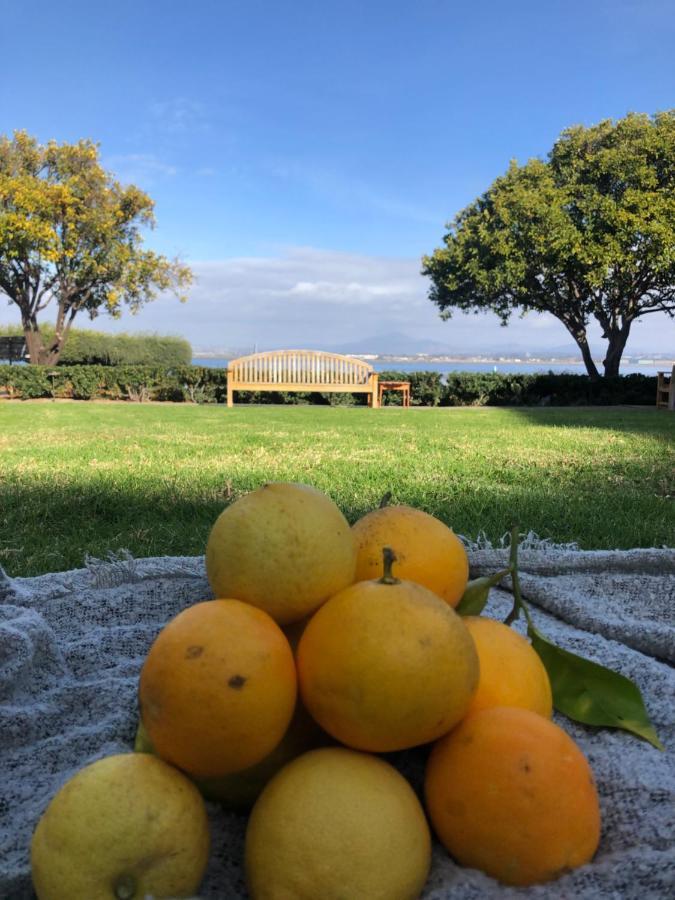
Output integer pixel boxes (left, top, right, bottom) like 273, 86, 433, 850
192, 334, 672, 361
324, 332, 460, 356
481, 342, 583, 358
325, 333, 587, 358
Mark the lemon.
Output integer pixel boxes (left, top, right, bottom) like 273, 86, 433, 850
31, 753, 210, 900
206, 482, 357, 625
245, 747, 431, 899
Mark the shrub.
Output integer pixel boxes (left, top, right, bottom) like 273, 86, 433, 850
0, 365, 658, 406
0, 325, 192, 366
441, 372, 657, 406
378, 371, 444, 406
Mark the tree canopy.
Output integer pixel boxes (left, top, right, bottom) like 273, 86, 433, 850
0, 131, 192, 364
422, 111, 675, 377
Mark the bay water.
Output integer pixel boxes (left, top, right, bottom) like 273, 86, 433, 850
192, 358, 665, 377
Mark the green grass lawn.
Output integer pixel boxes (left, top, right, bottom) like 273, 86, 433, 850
1, 402, 673, 577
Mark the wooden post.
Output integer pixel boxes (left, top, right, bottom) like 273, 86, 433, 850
371, 373, 380, 408
227, 366, 234, 407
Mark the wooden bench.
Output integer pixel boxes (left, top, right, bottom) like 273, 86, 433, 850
227, 350, 380, 407
656, 365, 675, 410
0, 336, 27, 364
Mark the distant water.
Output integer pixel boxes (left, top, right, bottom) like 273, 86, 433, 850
192, 358, 664, 376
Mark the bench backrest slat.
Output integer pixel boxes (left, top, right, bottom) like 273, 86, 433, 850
228, 350, 373, 386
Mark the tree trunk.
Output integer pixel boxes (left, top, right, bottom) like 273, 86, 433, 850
22, 317, 47, 365
22, 314, 69, 365
602, 324, 631, 378
570, 330, 601, 380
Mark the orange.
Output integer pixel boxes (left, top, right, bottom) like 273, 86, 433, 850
425, 706, 601, 886
245, 747, 431, 900
139, 599, 297, 779
206, 482, 357, 625
135, 701, 328, 812
462, 616, 553, 717
352, 505, 468, 607
297, 553, 479, 752
136, 610, 327, 811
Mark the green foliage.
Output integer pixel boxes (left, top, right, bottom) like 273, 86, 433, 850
484, 528, 663, 750
442, 372, 656, 406
456, 570, 511, 615
528, 623, 664, 750
0, 131, 192, 365
378, 370, 444, 406
59, 331, 192, 367
0, 325, 191, 366
0, 364, 227, 402
423, 111, 675, 377
0, 365, 658, 406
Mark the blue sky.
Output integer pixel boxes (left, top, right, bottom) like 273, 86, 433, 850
1, 0, 674, 356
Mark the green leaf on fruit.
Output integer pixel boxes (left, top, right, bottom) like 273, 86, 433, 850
497, 525, 663, 750
528, 624, 664, 751
457, 569, 511, 616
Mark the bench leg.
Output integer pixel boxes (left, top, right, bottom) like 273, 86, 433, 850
227, 385, 234, 407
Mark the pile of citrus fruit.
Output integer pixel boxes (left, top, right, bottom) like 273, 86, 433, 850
31, 483, 602, 900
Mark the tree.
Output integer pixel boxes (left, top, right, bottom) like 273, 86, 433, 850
422, 111, 675, 378
0, 131, 192, 365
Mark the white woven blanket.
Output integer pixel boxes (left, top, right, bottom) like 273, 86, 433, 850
1, 547, 674, 899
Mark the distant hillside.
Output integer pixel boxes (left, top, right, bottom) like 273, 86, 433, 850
325, 332, 458, 356
191, 333, 672, 361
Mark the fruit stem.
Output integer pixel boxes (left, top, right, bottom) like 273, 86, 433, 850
379, 546, 400, 584
378, 491, 392, 508
114, 874, 137, 900
503, 524, 534, 628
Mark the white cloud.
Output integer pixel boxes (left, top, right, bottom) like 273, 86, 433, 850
1, 246, 673, 358
525, 312, 560, 330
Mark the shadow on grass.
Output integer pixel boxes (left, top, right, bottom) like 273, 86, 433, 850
499, 405, 675, 440
2, 469, 673, 579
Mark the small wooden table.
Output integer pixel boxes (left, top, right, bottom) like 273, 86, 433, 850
378, 380, 411, 407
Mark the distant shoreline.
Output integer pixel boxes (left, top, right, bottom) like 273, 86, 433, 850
192, 352, 670, 369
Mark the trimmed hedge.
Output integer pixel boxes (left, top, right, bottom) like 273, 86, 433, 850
0, 365, 226, 403
0, 326, 192, 366
441, 372, 657, 407
378, 370, 444, 406
0, 365, 658, 406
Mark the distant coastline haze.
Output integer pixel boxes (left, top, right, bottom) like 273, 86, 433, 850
2, 250, 670, 365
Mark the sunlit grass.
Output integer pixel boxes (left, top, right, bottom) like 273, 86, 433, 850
1, 401, 673, 576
